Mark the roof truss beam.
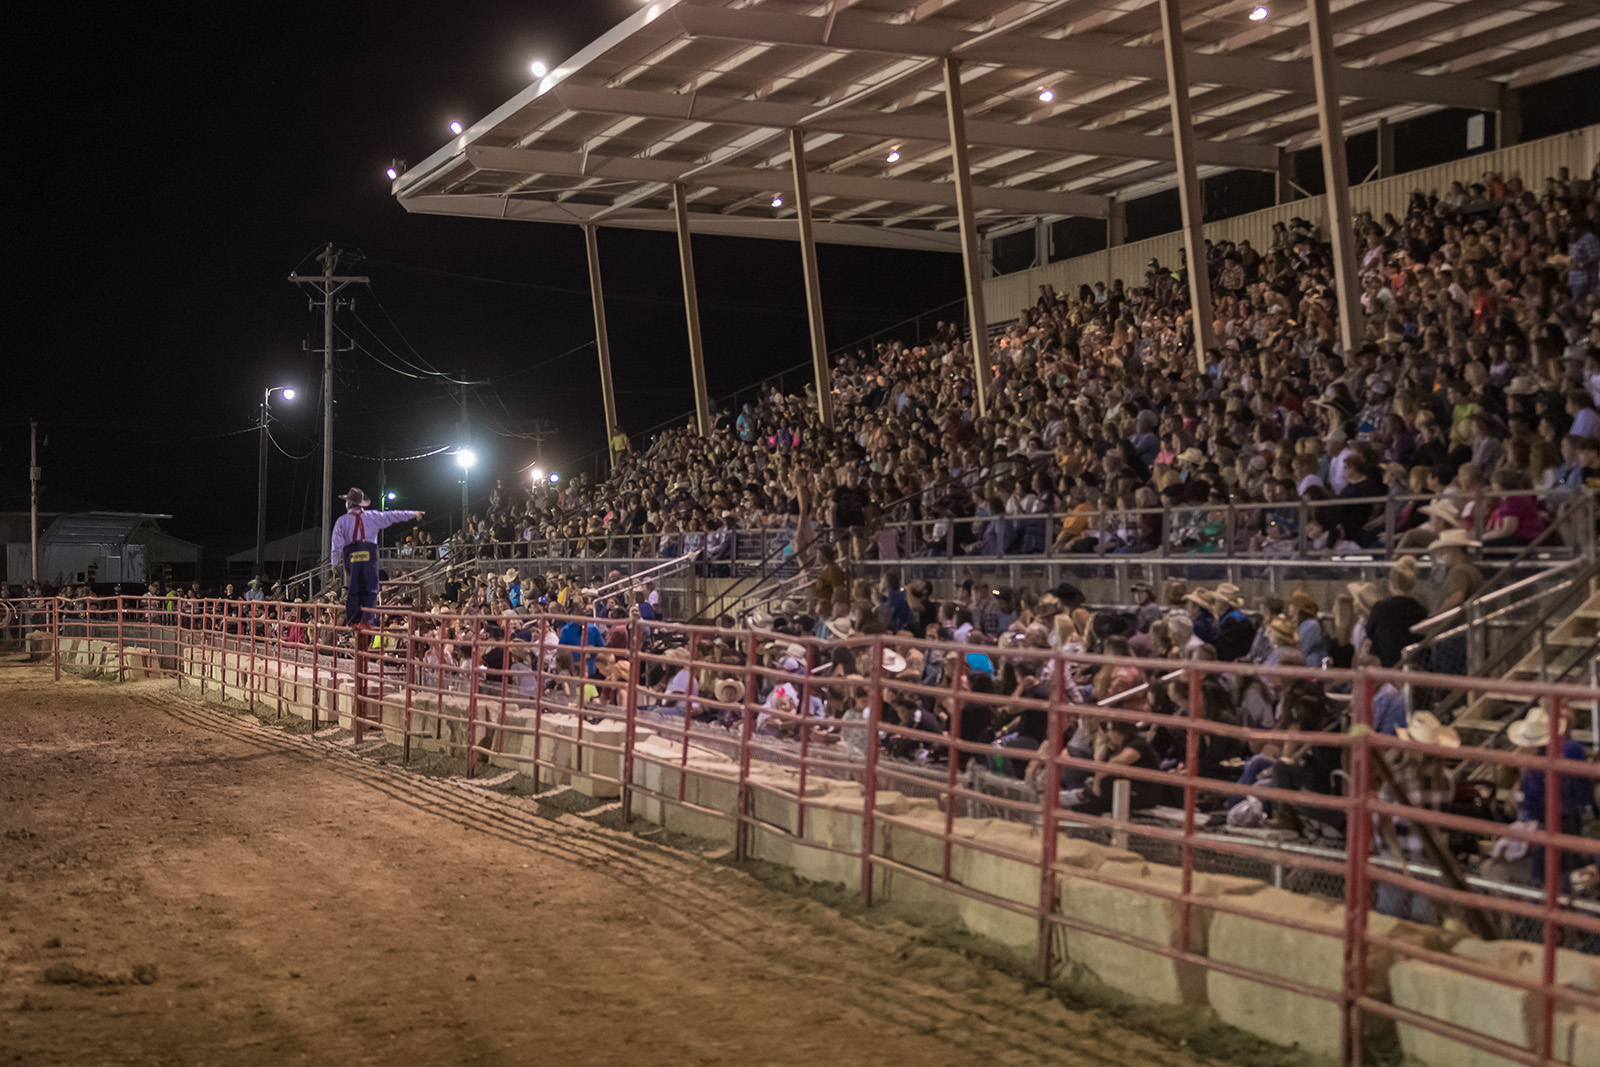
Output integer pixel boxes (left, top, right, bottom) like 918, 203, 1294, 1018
669, 6, 1504, 111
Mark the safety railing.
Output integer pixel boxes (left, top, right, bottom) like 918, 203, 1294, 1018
19, 594, 1600, 1066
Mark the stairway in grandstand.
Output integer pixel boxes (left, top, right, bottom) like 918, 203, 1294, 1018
1452, 579, 1600, 741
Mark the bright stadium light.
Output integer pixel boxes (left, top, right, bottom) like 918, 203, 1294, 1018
1038, 88, 1054, 103
549, 472, 560, 484
1249, 5, 1268, 20
385, 491, 396, 501
455, 447, 477, 470
281, 388, 296, 401
386, 166, 398, 180
530, 466, 544, 482
449, 120, 463, 135
886, 148, 900, 163
530, 60, 547, 78
771, 195, 783, 207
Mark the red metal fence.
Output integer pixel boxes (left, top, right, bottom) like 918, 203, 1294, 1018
11, 594, 1600, 1066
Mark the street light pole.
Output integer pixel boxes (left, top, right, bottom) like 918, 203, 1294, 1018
255, 387, 295, 576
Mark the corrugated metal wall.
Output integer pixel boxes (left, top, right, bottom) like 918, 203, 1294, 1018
983, 124, 1600, 324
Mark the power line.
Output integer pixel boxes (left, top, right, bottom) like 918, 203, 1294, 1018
334, 443, 453, 463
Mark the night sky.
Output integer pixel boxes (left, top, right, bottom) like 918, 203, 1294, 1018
4, 1, 964, 557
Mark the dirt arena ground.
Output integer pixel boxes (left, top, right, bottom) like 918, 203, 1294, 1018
0, 665, 1224, 1067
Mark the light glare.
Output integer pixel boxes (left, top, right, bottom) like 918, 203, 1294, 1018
886, 149, 900, 162
455, 448, 477, 470
1038, 88, 1054, 103
530, 466, 545, 482
530, 60, 547, 78
1249, 5, 1268, 20
385, 491, 396, 501
386, 166, 398, 180
549, 473, 560, 484
449, 120, 463, 135
771, 195, 783, 207
281, 388, 296, 401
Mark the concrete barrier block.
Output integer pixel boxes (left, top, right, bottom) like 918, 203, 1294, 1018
1390, 939, 1600, 1067
1208, 887, 1443, 1060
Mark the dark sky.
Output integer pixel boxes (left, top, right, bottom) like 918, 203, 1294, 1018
4, 1, 964, 557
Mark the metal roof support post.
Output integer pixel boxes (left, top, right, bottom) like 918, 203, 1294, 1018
1376, 119, 1395, 179
942, 56, 993, 418
1497, 87, 1523, 149
788, 129, 835, 431
671, 183, 713, 437
1156, 0, 1216, 376
583, 225, 621, 467
1305, 0, 1364, 355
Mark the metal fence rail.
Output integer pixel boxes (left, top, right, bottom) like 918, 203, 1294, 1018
13, 594, 1600, 1066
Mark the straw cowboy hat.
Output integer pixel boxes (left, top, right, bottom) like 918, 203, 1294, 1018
1266, 616, 1299, 646
1420, 501, 1462, 528
1426, 529, 1481, 552
1396, 711, 1460, 748
662, 647, 690, 663
1178, 447, 1208, 466
501, 568, 519, 584
825, 616, 857, 639
713, 678, 746, 705
1213, 583, 1245, 610
1508, 706, 1568, 748
1183, 589, 1219, 612
1290, 590, 1319, 617
881, 648, 909, 675
1347, 581, 1381, 615
784, 642, 808, 662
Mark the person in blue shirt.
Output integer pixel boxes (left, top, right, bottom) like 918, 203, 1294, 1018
1183, 590, 1218, 646
1509, 705, 1592, 887
557, 593, 606, 677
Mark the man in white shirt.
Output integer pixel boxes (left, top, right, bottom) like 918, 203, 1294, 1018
1326, 429, 1353, 494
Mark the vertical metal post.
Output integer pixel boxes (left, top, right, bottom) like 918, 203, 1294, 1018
29, 419, 40, 582
403, 611, 416, 763
789, 129, 835, 430
255, 400, 269, 573
1036, 650, 1065, 981
621, 618, 641, 825
115, 596, 125, 682
1179, 665, 1203, 958
51, 596, 60, 682
310, 613, 320, 733
1156, 0, 1217, 374
735, 630, 757, 863
465, 624, 481, 777
671, 183, 713, 437
1496, 87, 1523, 149
1341, 670, 1374, 1066
941, 56, 994, 417
1304, 0, 1364, 354
583, 225, 622, 467
319, 246, 337, 566
1541, 696, 1566, 1065
861, 636, 883, 906
1375, 119, 1395, 179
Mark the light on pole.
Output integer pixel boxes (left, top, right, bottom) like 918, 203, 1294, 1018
255, 386, 296, 575
455, 447, 477, 522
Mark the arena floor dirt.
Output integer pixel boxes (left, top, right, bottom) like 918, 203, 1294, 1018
0, 665, 1222, 1067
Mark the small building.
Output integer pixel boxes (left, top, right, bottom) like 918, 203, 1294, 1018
4, 512, 202, 586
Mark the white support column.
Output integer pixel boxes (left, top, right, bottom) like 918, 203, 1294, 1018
1156, 0, 1216, 375
942, 56, 993, 418
671, 184, 713, 437
1305, 0, 1363, 355
789, 129, 835, 430
583, 225, 621, 467
1033, 218, 1049, 269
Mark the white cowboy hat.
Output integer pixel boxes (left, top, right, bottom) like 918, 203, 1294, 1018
784, 642, 808, 662
1395, 711, 1460, 748
713, 678, 746, 705
825, 616, 856, 639
501, 568, 519, 583
1508, 706, 1567, 749
881, 648, 908, 675
1421, 501, 1462, 528
746, 610, 773, 629
1426, 529, 1481, 552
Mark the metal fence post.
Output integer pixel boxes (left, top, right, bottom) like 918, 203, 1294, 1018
861, 635, 883, 906
1342, 670, 1374, 1067
52, 597, 60, 682
115, 596, 125, 682
464, 624, 481, 777
621, 618, 642, 826
1036, 650, 1065, 982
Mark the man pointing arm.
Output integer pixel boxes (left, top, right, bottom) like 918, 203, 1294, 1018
331, 487, 424, 628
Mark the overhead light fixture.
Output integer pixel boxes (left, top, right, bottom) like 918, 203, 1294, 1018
449, 120, 463, 135
549, 473, 560, 484
771, 195, 783, 207
1038, 88, 1054, 103
281, 389, 296, 401
530, 466, 544, 482
385, 166, 398, 180
455, 448, 477, 470
385, 491, 397, 502
530, 60, 547, 78
886, 149, 900, 163
1249, 5, 1268, 20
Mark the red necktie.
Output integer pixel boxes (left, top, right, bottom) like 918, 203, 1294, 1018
353, 510, 365, 542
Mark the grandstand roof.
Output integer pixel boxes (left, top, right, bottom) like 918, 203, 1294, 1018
393, 0, 1600, 252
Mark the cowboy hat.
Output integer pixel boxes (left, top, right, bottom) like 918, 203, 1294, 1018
1290, 590, 1319, 617
1421, 501, 1462, 527
746, 609, 774, 630
1505, 375, 1541, 396
784, 642, 808, 662
343, 487, 371, 508
1178, 447, 1207, 466
501, 568, 519, 583
1426, 529, 1481, 552
662, 647, 690, 663
1035, 594, 1064, 617
824, 616, 857, 639
1347, 581, 1381, 615
1183, 589, 1218, 612
881, 648, 908, 675
1508, 706, 1559, 748
1266, 616, 1298, 645
713, 678, 746, 705
1396, 711, 1460, 748
1213, 583, 1245, 609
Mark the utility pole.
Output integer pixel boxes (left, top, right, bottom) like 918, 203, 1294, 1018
29, 420, 40, 583
378, 449, 387, 509
457, 379, 470, 526
289, 244, 367, 566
